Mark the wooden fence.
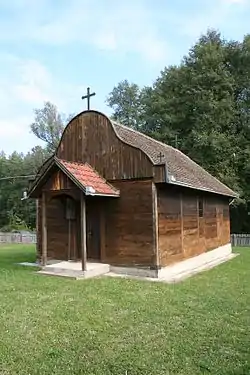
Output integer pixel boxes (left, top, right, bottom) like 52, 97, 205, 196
231, 234, 250, 247
0, 232, 249, 247
0, 232, 37, 244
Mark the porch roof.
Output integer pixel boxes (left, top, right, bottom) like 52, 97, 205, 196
28, 157, 120, 198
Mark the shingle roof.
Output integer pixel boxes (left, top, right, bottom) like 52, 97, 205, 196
112, 121, 237, 198
58, 159, 119, 196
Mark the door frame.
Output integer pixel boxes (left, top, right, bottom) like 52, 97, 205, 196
84, 196, 106, 263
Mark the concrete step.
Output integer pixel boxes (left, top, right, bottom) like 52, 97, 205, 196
38, 263, 110, 280
37, 270, 82, 279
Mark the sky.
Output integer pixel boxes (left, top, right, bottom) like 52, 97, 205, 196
0, 0, 249, 155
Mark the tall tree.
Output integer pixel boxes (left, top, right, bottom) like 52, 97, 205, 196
106, 30, 250, 232
30, 101, 74, 153
106, 80, 143, 130
0, 146, 50, 231
144, 31, 239, 189
107, 30, 243, 192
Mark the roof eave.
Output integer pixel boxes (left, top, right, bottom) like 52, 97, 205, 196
56, 158, 120, 197
88, 192, 120, 197
165, 179, 238, 198
28, 159, 56, 198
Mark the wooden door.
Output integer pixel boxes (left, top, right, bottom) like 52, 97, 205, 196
86, 199, 101, 260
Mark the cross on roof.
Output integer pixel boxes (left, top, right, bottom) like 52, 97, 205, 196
81, 87, 96, 110
157, 152, 165, 163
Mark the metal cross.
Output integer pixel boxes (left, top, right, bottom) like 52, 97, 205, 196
81, 87, 96, 110
157, 152, 165, 163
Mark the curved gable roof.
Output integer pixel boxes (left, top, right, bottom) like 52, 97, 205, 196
112, 121, 237, 198
31, 111, 237, 198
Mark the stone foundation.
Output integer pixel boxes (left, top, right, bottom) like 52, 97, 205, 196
109, 243, 235, 282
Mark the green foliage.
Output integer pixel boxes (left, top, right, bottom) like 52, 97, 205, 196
0, 102, 74, 231
106, 79, 143, 130
1, 213, 29, 232
0, 146, 49, 230
30, 101, 74, 153
107, 30, 250, 232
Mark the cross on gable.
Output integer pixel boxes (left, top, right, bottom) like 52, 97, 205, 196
81, 87, 96, 110
157, 152, 165, 163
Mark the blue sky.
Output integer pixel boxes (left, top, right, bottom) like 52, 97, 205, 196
0, 0, 249, 155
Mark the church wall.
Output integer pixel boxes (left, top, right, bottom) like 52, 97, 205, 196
103, 179, 156, 267
36, 168, 81, 263
43, 169, 77, 191
36, 178, 156, 267
46, 197, 69, 260
36, 198, 42, 262
37, 195, 80, 262
56, 111, 154, 180
157, 184, 231, 266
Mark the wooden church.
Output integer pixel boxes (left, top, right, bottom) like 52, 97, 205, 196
28, 107, 237, 279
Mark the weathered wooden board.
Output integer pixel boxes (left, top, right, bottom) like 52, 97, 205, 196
157, 184, 231, 266
37, 194, 81, 262
104, 180, 155, 267
43, 169, 76, 191
57, 112, 154, 180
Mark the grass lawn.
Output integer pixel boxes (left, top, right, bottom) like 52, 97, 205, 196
0, 245, 249, 375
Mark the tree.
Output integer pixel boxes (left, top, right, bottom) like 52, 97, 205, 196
106, 80, 143, 130
30, 101, 74, 153
106, 29, 250, 232
145, 31, 239, 188
0, 146, 50, 231
0, 102, 75, 231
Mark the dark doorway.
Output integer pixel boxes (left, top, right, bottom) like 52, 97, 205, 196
86, 198, 101, 260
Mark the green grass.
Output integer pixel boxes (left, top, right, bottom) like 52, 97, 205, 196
0, 245, 249, 375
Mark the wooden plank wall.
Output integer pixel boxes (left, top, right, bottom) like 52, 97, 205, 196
46, 196, 69, 260
56, 112, 154, 180
182, 193, 201, 258
104, 180, 155, 267
36, 198, 42, 262
158, 189, 182, 266
44, 196, 80, 261
36, 170, 81, 262
37, 176, 156, 266
43, 169, 77, 191
158, 185, 231, 266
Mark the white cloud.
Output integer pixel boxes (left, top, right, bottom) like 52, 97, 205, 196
94, 31, 117, 51
0, 53, 86, 153
221, 0, 247, 4
176, 0, 249, 39
0, 0, 168, 64
0, 117, 29, 137
0, 116, 44, 156
12, 59, 53, 105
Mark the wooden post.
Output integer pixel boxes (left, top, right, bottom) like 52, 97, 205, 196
36, 199, 39, 263
152, 183, 160, 268
81, 194, 87, 271
41, 191, 47, 266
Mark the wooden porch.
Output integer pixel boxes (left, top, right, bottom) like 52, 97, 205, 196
40, 191, 101, 272
28, 157, 120, 272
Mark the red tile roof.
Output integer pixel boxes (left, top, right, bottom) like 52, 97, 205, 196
58, 159, 119, 196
